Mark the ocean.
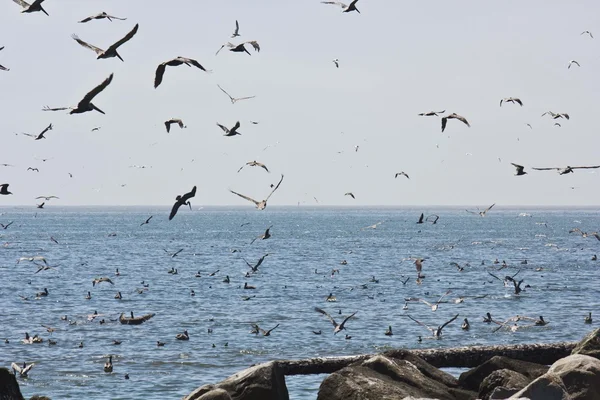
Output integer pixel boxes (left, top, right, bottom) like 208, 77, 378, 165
0, 206, 598, 399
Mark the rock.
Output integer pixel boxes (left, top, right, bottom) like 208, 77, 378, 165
29, 397, 52, 400
489, 386, 520, 399
571, 328, 600, 360
317, 354, 476, 400
478, 369, 530, 400
0, 368, 24, 400
508, 372, 570, 400
183, 361, 288, 400
548, 354, 600, 399
458, 355, 547, 391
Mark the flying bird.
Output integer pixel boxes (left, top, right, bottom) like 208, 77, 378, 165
140, 216, 152, 226
581, 31, 593, 38
541, 111, 570, 120
154, 57, 211, 88
466, 203, 495, 217
417, 213, 424, 224
13, 0, 48, 15
164, 118, 186, 133
333, 59, 339, 68
1, 184, 12, 195
72, 24, 139, 61
27, 167, 39, 172
568, 60, 580, 69
500, 97, 523, 107
35, 195, 59, 201
314, 307, 357, 334
243, 254, 269, 273
251, 226, 272, 244
78, 12, 127, 23
21, 123, 52, 140
406, 290, 452, 311
92, 277, 114, 286
238, 161, 269, 173
217, 121, 242, 136
321, 0, 360, 13
251, 323, 279, 336
231, 20, 241, 38
229, 174, 284, 210
344, 192, 355, 199
511, 163, 527, 176
395, 171, 409, 179
217, 85, 255, 104
169, 186, 196, 220
216, 41, 260, 56
532, 165, 600, 175
441, 113, 470, 132
418, 110, 445, 116
0, 46, 9, 71
43, 73, 114, 115
406, 314, 459, 337
11, 362, 34, 377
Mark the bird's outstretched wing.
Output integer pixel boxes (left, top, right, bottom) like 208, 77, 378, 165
265, 174, 284, 201
571, 165, 600, 170
321, 1, 348, 8
246, 41, 260, 52
314, 307, 338, 328
217, 84, 234, 101
439, 314, 459, 330
532, 167, 560, 171
42, 106, 69, 112
13, 0, 31, 9
406, 314, 435, 333
182, 57, 210, 72
154, 63, 167, 88
216, 123, 229, 134
483, 203, 495, 213
229, 190, 260, 206
72, 34, 104, 55
108, 23, 139, 51
80, 73, 114, 105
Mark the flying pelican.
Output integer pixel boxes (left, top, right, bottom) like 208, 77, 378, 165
1, 184, 12, 195
164, 248, 184, 258
243, 254, 269, 273
140, 216, 152, 226
78, 12, 127, 23
581, 31, 593, 38
333, 59, 339, 68
466, 203, 495, 217
217, 84, 255, 104
164, 118, 186, 133
568, 60, 581, 69
43, 73, 114, 115
407, 314, 459, 337
217, 121, 242, 136
11, 362, 34, 377
441, 113, 470, 132
229, 174, 284, 210
13, 0, 49, 15
418, 110, 445, 116
37, 202, 45, 209
533, 165, 600, 175
321, 0, 360, 13
154, 57, 211, 88
238, 161, 269, 173
344, 192, 355, 199
314, 307, 357, 334
169, 186, 196, 220
92, 277, 114, 286
511, 163, 527, 176
541, 111, 569, 120
251, 226, 272, 244
251, 323, 279, 336
35, 195, 59, 201
0, 46, 9, 71
72, 24, 138, 61
216, 41, 260, 56
500, 97, 523, 107
21, 123, 52, 140
231, 20, 241, 38
395, 171, 409, 179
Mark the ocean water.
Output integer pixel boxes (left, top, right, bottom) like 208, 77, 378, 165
0, 206, 598, 399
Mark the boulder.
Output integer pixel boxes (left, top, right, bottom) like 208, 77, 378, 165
458, 355, 547, 391
183, 361, 288, 400
478, 369, 530, 400
508, 372, 570, 400
548, 354, 600, 399
316, 354, 476, 400
0, 368, 24, 400
571, 328, 600, 360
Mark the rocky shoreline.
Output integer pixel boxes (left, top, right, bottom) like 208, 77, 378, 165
3, 328, 599, 400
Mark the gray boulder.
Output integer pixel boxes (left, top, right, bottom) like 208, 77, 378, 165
478, 369, 530, 400
571, 328, 600, 360
508, 372, 570, 400
0, 368, 24, 400
183, 361, 288, 400
458, 355, 547, 391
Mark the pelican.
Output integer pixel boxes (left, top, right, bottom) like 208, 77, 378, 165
314, 307, 357, 334
78, 12, 127, 23
395, 171, 409, 179
72, 24, 138, 61
216, 41, 260, 56
466, 203, 495, 217
251, 323, 279, 336
43, 73, 114, 114
418, 110, 445, 116
511, 163, 527, 176
581, 31, 593, 38
217, 84, 255, 104
164, 118, 186, 133
568, 60, 581, 69
243, 254, 269, 273
384, 326, 393, 336
243, 282, 256, 290
175, 330, 189, 340
13, 0, 48, 15
11, 362, 34, 377
21, 123, 52, 140
541, 111, 569, 120
36, 288, 49, 297
238, 161, 269, 173
229, 174, 284, 210
92, 277, 114, 286
441, 113, 470, 132
104, 356, 113, 372
169, 186, 196, 220
321, 0, 360, 13
532, 165, 600, 175
217, 121, 242, 136
585, 312, 592, 324
231, 20, 241, 38
154, 57, 211, 88
1, 184, 12, 195
140, 216, 152, 226
407, 314, 459, 337
251, 226, 272, 244
461, 318, 470, 330
344, 192, 355, 199
500, 97, 523, 107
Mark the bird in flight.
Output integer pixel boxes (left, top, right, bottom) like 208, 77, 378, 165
441, 113, 470, 132
230, 174, 284, 210
243, 254, 269, 273
231, 20, 241, 38
140, 216, 152, 226
344, 192, 355, 199
217, 85, 255, 104
333, 59, 339, 68
251, 323, 279, 336
154, 57, 211, 88
238, 161, 269, 173
418, 110, 445, 117
581, 30, 593, 38
21, 123, 52, 140
37, 202, 45, 209
466, 203, 495, 217
43, 73, 114, 115
568, 60, 581, 69
13, 0, 48, 15
169, 186, 196, 220
321, 0, 360, 13
500, 97, 523, 107
511, 163, 527, 176
0, 46, 9, 71
406, 314, 459, 337
541, 111, 569, 120
164, 118, 186, 133
532, 165, 600, 175
164, 248, 184, 258
36, 195, 59, 201
251, 226, 272, 244
217, 121, 242, 136
78, 12, 127, 23
406, 290, 452, 312
72, 24, 139, 61
395, 171, 409, 179
11, 362, 34, 377
216, 41, 260, 56
314, 307, 357, 334
27, 167, 39, 172
1, 184, 13, 195
1, 221, 14, 229
92, 277, 114, 286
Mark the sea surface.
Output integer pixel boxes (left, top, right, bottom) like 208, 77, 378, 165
0, 206, 599, 399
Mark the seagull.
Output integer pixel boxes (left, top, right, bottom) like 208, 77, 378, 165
511, 163, 527, 176
217, 121, 242, 136
406, 314, 459, 337
344, 192, 355, 199
532, 165, 600, 175
554, 123, 561, 127
231, 20, 241, 38
78, 12, 127, 23
140, 216, 152, 226
441, 113, 470, 132
314, 307, 357, 334
217, 85, 255, 104
1, 184, 12, 195
581, 31, 593, 38
568, 60, 580, 69
251, 323, 279, 336
466, 203, 495, 217
333, 59, 339, 68
154, 57, 211, 88
36, 196, 59, 201
251, 226, 272, 244
321, 0, 360, 13
1, 221, 13, 229
216, 41, 260, 56
238, 161, 269, 173
11, 362, 34, 377
43, 73, 114, 114
395, 171, 409, 179
229, 174, 284, 210
164, 118, 186, 133
92, 277, 114, 286
169, 186, 196, 220
21, 123, 52, 140
72, 24, 139, 61
13, 0, 48, 15
406, 290, 452, 311
418, 110, 445, 116
164, 248, 184, 258
27, 167, 39, 172
500, 97, 523, 107
541, 111, 570, 120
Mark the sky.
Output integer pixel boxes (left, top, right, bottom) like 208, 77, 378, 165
1, 0, 600, 207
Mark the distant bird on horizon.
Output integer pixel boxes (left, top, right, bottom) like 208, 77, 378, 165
169, 186, 196, 220
217, 121, 242, 136
581, 30, 593, 38
1, 184, 13, 195
466, 203, 495, 217
321, 0, 360, 13
231, 20, 241, 38
511, 163, 527, 176
217, 85, 255, 104
216, 41, 260, 56
418, 110, 445, 116
500, 97, 523, 107
164, 118, 186, 133
441, 113, 470, 133
13, 0, 49, 15
532, 165, 600, 175
36, 195, 59, 201
154, 57, 211, 88
72, 24, 138, 61
230, 174, 284, 210
344, 192, 355, 199
541, 111, 569, 120
21, 123, 52, 140
78, 12, 127, 23
43, 73, 114, 115
395, 171, 409, 179
568, 60, 581, 69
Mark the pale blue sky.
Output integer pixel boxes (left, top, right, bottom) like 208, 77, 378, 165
1, 1, 600, 206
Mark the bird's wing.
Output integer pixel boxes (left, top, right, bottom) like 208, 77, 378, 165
21, 133, 36, 138
169, 201, 182, 220
234, 20, 239, 33
241, 258, 253, 269
232, 121, 241, 131
532, 167, 559, 171
108, 23, 139, 51
235, 96, 256, 102
465, 209, 479, 214
571, 165, 600, 169
456, 114, 470, 127
314, 307, 338, 327
173, 249, 184, 257
265, 174, 284, 201
406, 314, 434, 332
484, 203, 495, 213
321, 1, 348, 8
0, 64, 8, 71
72, 34, 104, 55
217, 84, 233, 101
154, 63, 167, 88
416, 298, 433, 307
11, 362, 22, 374
266, 324, 279, 334
229, 190, 260, 206
216, 123, 229, 133
80, 73, 114, 105
441, 117, 447, 132
42, 106, 69, 111
38, 123, 53, 137
237, 164, 245, 173
78, 15, 94, 23
339, 312, 356, 329
515, 99, 523, 106
181, 186, 197, 203
439, 314, 459, 330
186, 58, 209, 72
488, 272, 502, 281
13, 0, 30, 8
436, 290, 452, 304
246, 41, 260, 52
511, 163, 523, 168
107, 14, 127, 20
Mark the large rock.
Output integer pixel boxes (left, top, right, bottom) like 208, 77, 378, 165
478, 369, 530, 400
508, 372, 570, 400
316, 354, 476, 400
0, 368, 24, 400
183, 361, 288, 400
571, 328, 600, 360
458, 355, 547, 391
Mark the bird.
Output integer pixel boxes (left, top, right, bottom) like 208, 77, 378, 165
36, 202, 45, 209
417, 213, 424, 224
426, 215, 439, 224
384, 326, 393, 336
500, 97, 523, 107
36, 288, 49, 297
441, 113, 470, 132
169, 186, 196, 220
78, 12, 127, 23
461, 318, 470, 330
414, 258, 425, 278
164, 118, 186, 133
535, 316, 548, 326
92, 277, 114, 286
176, 330, 189, 340
238, 161, 269, 173
511, 163, 527, 176
216, 41, 260, 56
466, 203, 495, 217
229, 174, 284, 211
243, 254, 269, 273
21, 123, 52, 140
333, 59, 339, 68
532, 165, 600, 175
1, 184, 12, 195
140, 216, 152, 226
1, 221, 14, 229
217, 121, 242, 136
157, 341, 166, 347
585, 312, 592, 324
314, 307, 357, 334
568, 60, 580, 69
541, 111, 570, 120
11, 362, 34, 377
581, 31, 593, 38
154, 57, 211, 88
43, 73, 114, 115
321, 0, 360, 13
104, 356, 113, 373
418, 110, 445, 116
35, 195, 59, 201
251, 226, 273, 244
72, 24, 138, 61
251, 323, 280, 336
231, 20, 241, 38
164, 249, 184, 258
344, 192, 355, 199
407, 314, 459, 337
406, 290, 452, 311
13, 0, 48, 15
217, 85, 255, 104
395, 171, 409, 179
243, 282, 256, 290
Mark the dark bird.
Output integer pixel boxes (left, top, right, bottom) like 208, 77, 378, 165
217, 121, 242, 136
103, 356, 113, 373
417, 213, 424, 224
532, 165, 600, 175
164, 248, 184, 258
217, 84, 255, 104
216, 41, 260, 56
568, 60, 580, 69
175, 330, 189, 341
13, 0, 48, 15
238, 161, 269, 173
418, 110, 445, 116
441, 113, 470, 132
231, 20, 241, 38
344, 192, 355, 199
37, 202, 45, 209
251, 226, 272, 244
72, 24, 139, 61
1, 221, 14, 229
385, 326, 393, 336
35, 195, 59, 201
466, 203, 495, 217
154, 57, 211, 88
43, 73, 114, 114
229, 174, 284, 210
407, 314, 459, 337
321, 0, 360, 13
314, 307, 357, 334
164, 118, 186, 133
251, 323, 279, 336
92, 277, 114, 286
395, 171, 409, 179
140, 216, 152, 226
243, 254, 269, 273
21, 123, 52, 140
0, 184, 12, 195
333, 59, 339, 68
511, 163, 527, 176
169, 186, 196, 220
585, 312, 592, 324
500, 97, 523, 107
78, 12, 127, 23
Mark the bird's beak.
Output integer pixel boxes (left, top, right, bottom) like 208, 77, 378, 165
93, 105, 106, 114
41, 7, 49, 16
116, 53, 124, 62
